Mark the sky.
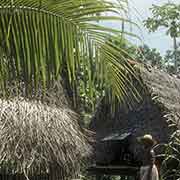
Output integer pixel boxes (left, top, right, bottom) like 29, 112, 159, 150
127, 0, 179, 55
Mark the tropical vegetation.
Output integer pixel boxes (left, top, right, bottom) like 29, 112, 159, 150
0, 1, 180, 180
0, 0, 141, 179
0, 0, 139, 110
144, 3, 180, 72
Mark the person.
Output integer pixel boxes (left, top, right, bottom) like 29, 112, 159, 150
137, 134, 159, 180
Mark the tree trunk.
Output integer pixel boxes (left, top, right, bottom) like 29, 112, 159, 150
173, 37, 178, 73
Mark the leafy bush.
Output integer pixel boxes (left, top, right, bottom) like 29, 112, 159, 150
160, 129, 180, 180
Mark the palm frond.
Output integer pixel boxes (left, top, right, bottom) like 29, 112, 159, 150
0, 0, 140, 106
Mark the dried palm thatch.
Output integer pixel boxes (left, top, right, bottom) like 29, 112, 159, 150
0, 79, 70, 108
140, 67, 180, 126
89, 66, 180, 165
0, 96, 90, 179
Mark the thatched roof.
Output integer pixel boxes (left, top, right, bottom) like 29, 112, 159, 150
89, 66, 180, 165
0, 96, 90, 179
141, 67, 180, 116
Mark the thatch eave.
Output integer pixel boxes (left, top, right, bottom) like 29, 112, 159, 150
140, 67, 180, 116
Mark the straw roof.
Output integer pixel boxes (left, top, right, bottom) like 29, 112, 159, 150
140, 67, 180, 123
89, 66, 180, 164
0, 83, 90, 179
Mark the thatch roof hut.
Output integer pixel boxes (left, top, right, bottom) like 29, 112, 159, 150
0, 83, 90, 180
89, 66, 180, 170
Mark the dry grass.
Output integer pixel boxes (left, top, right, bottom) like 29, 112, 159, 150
0, 96, 90, 178
0, 80, 70, 108
140, 67, 180, 126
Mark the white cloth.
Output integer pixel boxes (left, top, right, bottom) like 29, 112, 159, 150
140, 165, 159, 180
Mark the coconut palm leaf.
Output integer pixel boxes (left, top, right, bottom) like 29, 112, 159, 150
0, 0, 140, 106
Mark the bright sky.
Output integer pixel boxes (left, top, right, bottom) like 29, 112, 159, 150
128, 0, 179, 55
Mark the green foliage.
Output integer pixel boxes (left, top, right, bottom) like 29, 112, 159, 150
137, 44, 164, 68
164, 48, 180, 73
144, 3, 180, 38
144, 3, 180, 73
78, 35, 142, 120
136, 44, 180, 74
157, 113, 180, 180
0, 0, 140, 110
108, 36, 139, 60
160, 130, 180, 180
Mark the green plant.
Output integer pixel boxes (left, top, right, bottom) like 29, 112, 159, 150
159, 114, 180, 180
137, 45, 164, 68
144, 3, 180, 72
0, 0, 139, 108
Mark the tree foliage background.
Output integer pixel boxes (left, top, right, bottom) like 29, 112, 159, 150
144, 3, 180, 72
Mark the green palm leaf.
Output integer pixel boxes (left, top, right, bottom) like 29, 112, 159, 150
0, 0, 140, 107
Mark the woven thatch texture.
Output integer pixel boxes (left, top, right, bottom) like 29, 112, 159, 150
140, 67, 180, 118
0, 97, 90, 179
0, 80, 70, 108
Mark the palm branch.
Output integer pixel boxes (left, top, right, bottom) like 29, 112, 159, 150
0, 0, 140, 106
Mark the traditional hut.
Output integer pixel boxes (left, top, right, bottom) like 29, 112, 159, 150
0, 83, 90, 180
88, 66, 180, 177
